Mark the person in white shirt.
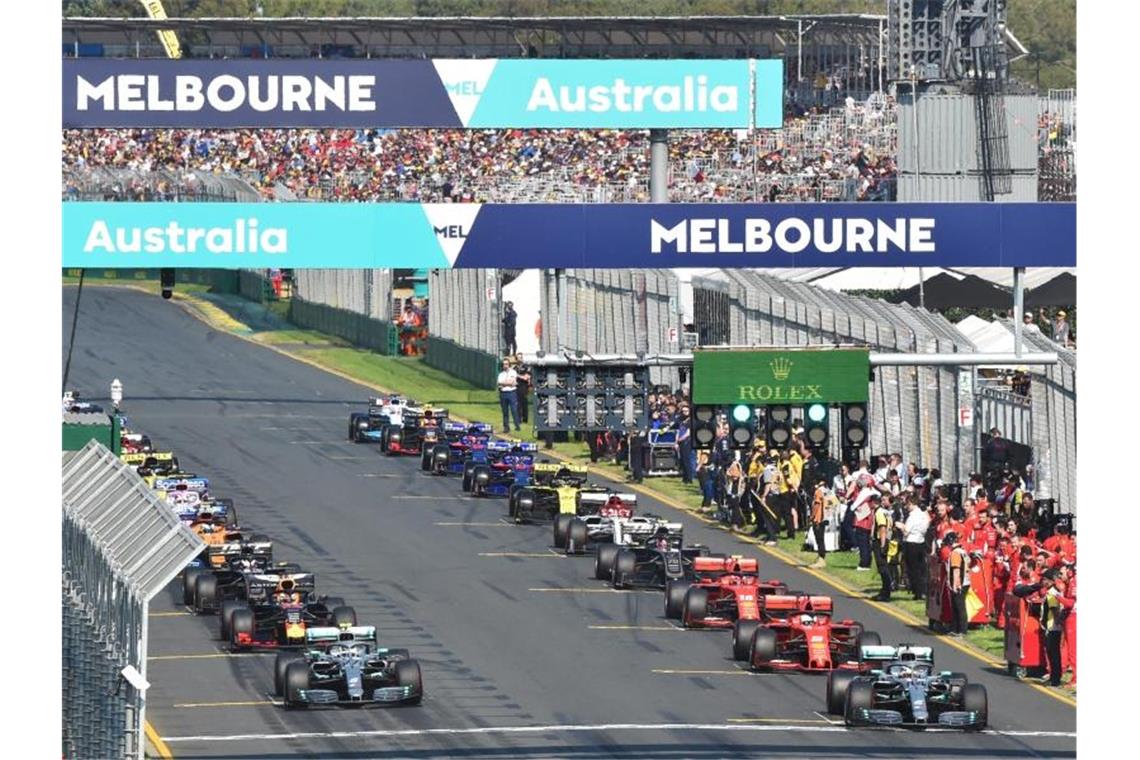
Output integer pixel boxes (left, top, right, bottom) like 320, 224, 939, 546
496, 359, 520, 433
896, 497, 931, 600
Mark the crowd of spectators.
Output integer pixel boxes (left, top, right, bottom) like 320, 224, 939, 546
61, 97, 898, 203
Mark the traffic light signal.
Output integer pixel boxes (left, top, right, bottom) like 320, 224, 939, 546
691, 404, 718, 450
804, 403, 829, 449
160, 268, 175, 300
765, 405, 792, 449
729, 404, 755, 449
841, 403, 868, 450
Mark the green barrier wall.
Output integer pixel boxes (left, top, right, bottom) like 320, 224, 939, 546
63, 268, 241, 294
424, 337, 498, 390
62, 415, 120, 454
289, 298, 397, 355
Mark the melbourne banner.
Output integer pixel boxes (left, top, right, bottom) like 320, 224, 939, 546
692, 349, 871, 405
62, 202, 1077, 269
63, 58, 783, 129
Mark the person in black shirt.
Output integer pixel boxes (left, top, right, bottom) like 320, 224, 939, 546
501, 302, 518, 355
628, 426, 647, 483
513, 355, 531, 425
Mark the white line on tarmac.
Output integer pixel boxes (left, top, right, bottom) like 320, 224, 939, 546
160, 722, 1077, 744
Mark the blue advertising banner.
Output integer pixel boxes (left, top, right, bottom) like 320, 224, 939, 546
62, 202, 1076, 269
63, 58, 783, 129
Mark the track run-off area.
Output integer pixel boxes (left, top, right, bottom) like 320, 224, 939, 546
65, 286, 1075, 759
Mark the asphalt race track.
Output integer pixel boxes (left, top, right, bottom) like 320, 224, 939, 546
64, 286, 1076, 759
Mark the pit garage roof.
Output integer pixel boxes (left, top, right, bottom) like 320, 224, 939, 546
63, 14, 908, 59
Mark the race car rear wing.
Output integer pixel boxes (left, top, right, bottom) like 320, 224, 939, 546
154, 476, 209, 493
305, 625, 378, 645
247, 572, 317, 594
760, 594, 834, 615
121, 451, 175, 467
532, 462, 587, 485
469, 422, 494, 434
442, 421, 468, 434
577, 491, 639, 509
693, 556, 759, 575
859, 644, 934, 664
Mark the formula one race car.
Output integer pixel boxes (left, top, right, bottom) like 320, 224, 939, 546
120, 432, 154, 454
121, 451, 178, 473
423, 421, 494, 474
276, 625, 424, 708
553, 491, 645, 553
664, 556, 789, 630
826, 644, 988, 730
596, 525, 710, 590
215, 571, 357, 650
738, 593, 880, 669
182, 532, 274, 605
384, 407, 449, 456
508, 463, 613, 523
348, 396, 414, 443
465, 440, 538, 498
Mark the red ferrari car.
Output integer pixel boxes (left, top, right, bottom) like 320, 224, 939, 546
664, 556, 788, 630
738, 593, 881, 671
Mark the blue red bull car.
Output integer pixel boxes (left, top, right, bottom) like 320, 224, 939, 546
462, 440, 538, 497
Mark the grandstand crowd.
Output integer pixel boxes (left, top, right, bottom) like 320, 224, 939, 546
61, 98, 898, 203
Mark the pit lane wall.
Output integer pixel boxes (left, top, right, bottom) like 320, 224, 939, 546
62, 441, 204, 760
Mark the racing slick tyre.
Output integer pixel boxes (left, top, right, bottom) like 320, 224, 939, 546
827, 671, 857, 715
844, 680, 874, 726
217, 498, 238, 527
332, 606, 357, 628
193, 574, 218, 613
379, 428, 389, 452
962, 684, 988, 729
855, 631, 882, 661
553, 514, 573, 549
612, 550, 637, 589
249, 534, 271, 546
182, 568, 203, 606
749, 627, 778, 669
664, 580, 690, 620
462, 463, 475, 492
514, 491, 534, 524
230, 608, 255, 648
219, 600, 243, 641
565, 519, 588, 555
682, 587, 709, 627
471, 466, 491, 496
283, 661, 311, 709
595, 544, 620, 581
395, 660, 424, 705
323, 597, 346, 611
732, 620, 759, 661
274, 652, 303, 697
349, 414, 362, 441
432, 445, 450, 474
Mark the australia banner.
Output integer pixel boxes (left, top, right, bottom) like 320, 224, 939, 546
62, 202, 1077, 269
62, 58, 784, 129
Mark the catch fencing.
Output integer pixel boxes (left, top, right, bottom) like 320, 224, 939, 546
691, 271, 974, 483
62, 441, 203, 760
539, 269, 685, 388
1019, 326, 1077, 512
62, 167, 263, 203
427, 269, 502, 389
289, 269, 398, 355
